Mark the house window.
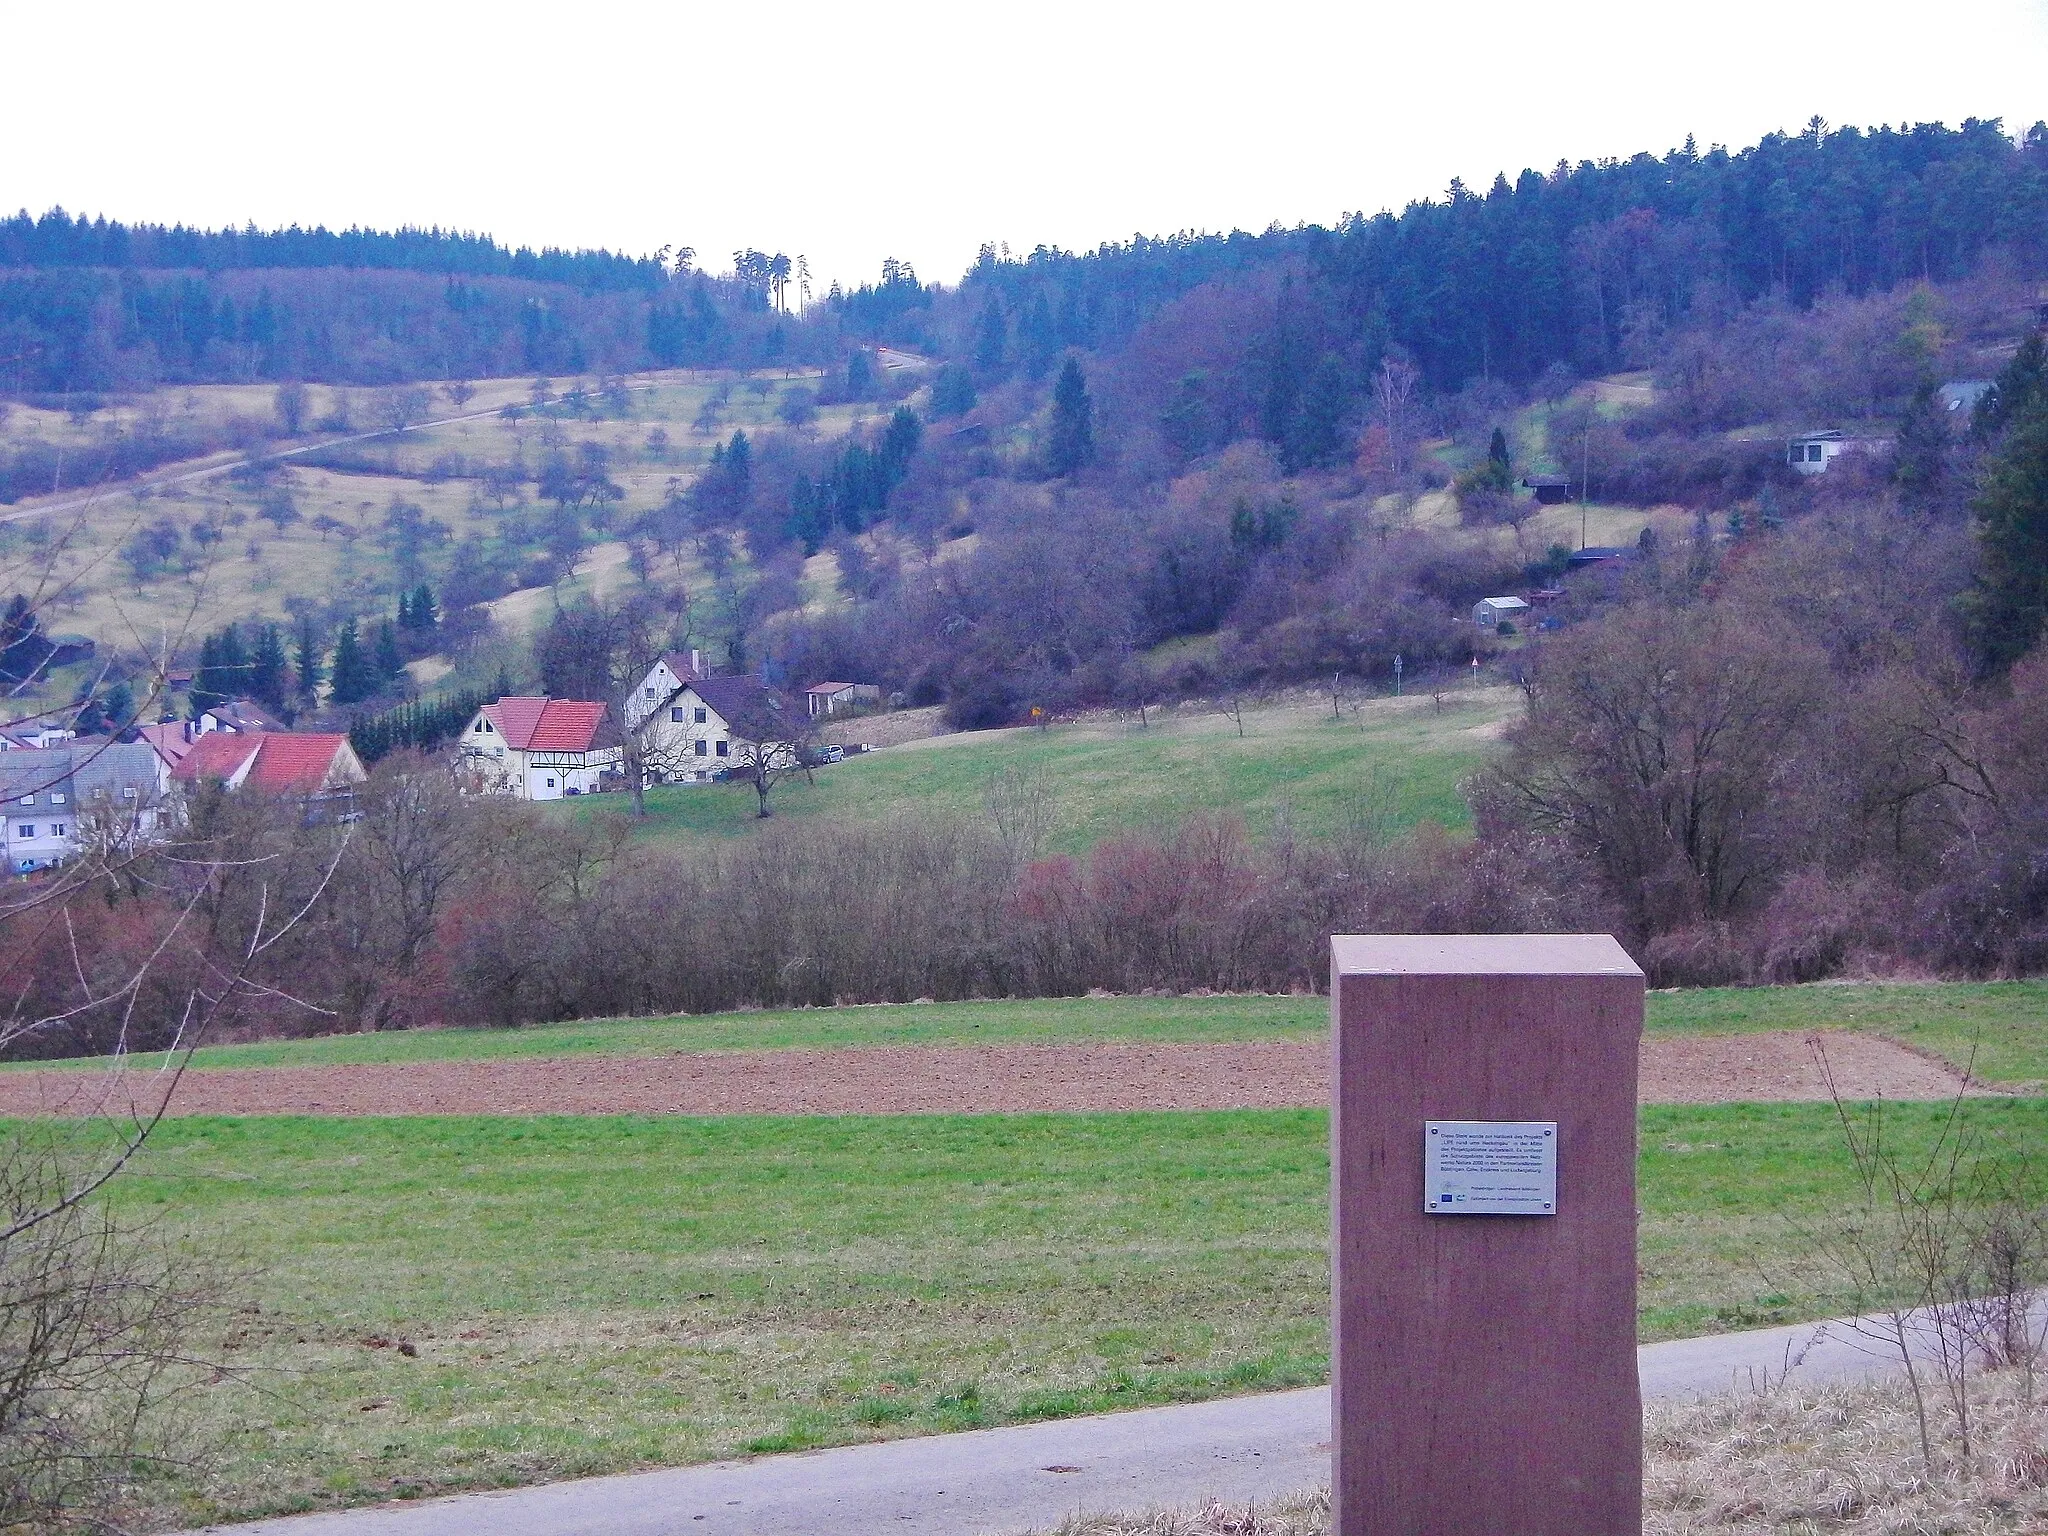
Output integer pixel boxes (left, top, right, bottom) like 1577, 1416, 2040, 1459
16, 796, 31, 806
694, 739, 708, 756
643, 686, 656, 700
671, 707, 686, 723
50, 793, 64, 805
545, 777, 556, 789
694, 707, 707, 724
1808, 444, 1824, 462
715, 740, 729, 757
17, 826, 32, 838
121, 787, 136, 800
51, 824, 64, 837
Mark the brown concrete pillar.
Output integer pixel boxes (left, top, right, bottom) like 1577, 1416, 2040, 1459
1330, 935, 1644, 1536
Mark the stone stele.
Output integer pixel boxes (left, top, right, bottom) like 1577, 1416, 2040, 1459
1330, 933, 1645, 1536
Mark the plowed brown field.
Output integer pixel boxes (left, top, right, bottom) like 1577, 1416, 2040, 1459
0, 1030, 1975, 1118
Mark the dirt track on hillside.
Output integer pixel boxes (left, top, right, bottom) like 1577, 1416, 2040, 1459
0, 1031, 1977, 1119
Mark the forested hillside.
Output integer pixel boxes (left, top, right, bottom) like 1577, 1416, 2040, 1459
0, 214, 829, 389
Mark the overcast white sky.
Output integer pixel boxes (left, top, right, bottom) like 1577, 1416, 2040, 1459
6, 1, 2045, 291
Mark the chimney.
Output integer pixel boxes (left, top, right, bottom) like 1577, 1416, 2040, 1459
689, 648, 701, 677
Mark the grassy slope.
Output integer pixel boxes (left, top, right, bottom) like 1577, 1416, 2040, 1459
0, 368, 842, 656
595, 690, 1516, 854
30, 980, 2048, 1077
109, 1099, 2048, 1522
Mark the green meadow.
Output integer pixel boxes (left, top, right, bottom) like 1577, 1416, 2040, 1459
585, 691, 1517, 854
88, 1098, 2048, 1523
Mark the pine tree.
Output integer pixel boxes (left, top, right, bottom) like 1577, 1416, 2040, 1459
250, 624, 290, 712
1048, 358, 1095, 475
973, 296, 1007, 373
1965, 389, 2048, 674
1973, 332, 2046, 443
1284, 357, 1350, 472
1489, 427, 1512, 475
1894, 379, 1950, 510
191, 633, 223, 714
102, 680, 135, 732
327, 619, 374, 705
374, 619, 404, 682
294, 617, 323, 706
408, 583, 438, 633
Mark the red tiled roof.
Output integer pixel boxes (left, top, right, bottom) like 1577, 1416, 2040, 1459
245, 734, 354, 792
482, 697, 609, 752
170, 730, 263, 783
137, 722, 194, 767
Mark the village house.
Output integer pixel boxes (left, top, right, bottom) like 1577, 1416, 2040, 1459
458, 697, 619, 800
626, 673, 800, 785
170, 732, 367, 810
0, 744, 164, 873
622, 652, 704, 736
803, 681, 882, 719
1787, 429, 1885, 474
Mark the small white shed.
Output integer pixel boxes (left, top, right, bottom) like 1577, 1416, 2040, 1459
1474, 596, 1530, 629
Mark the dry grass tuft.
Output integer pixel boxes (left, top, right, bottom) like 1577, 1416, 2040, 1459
1029, 1371, 2048, 1535
1645, 1369, 2048, 1533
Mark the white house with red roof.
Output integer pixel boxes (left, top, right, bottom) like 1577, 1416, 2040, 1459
458, 697, 620, 800
170, 731, 367, 799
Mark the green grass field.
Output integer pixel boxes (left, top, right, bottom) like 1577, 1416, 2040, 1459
28, 979, 2046, 1080
93, 1098, 2048, 1523
593, 691, 1515, 854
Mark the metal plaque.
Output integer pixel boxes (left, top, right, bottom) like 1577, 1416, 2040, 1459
1424, 1121, 1557, 1215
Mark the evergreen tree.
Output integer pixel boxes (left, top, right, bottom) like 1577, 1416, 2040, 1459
879, 407, 923, 484
250, 624, 290, 712
0, 595, 51, 687
192, 624, 247, 711
1021, 293, 1057, 379
1048, 358, 1095, 475
1283, 356, 1350, 472
102, 680, 135, 732
70, 681, 106, 735
1965, 389, 2048, 674
294, 616, 323, 706
191, 633, 222, 714
1893, 379, 1950, 510
1489, 427, 1512, 475
931, 363, 977, 418
1973, 332, 2048, 443
327, 619, 375, 705
406, 582, 438, 633
373, 619, 405, 682
973, 295, 1007, 373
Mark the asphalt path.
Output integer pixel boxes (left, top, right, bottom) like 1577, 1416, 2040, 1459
196, 1308, 1946, 1536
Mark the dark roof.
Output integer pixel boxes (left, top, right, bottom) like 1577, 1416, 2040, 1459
688, 676, 797, 739
1568, 546, 1633, 565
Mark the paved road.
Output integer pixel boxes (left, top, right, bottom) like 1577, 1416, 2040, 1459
197, 1311, 1925, 1536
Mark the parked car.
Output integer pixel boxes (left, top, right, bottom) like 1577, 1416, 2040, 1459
817, 744, 845, 764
